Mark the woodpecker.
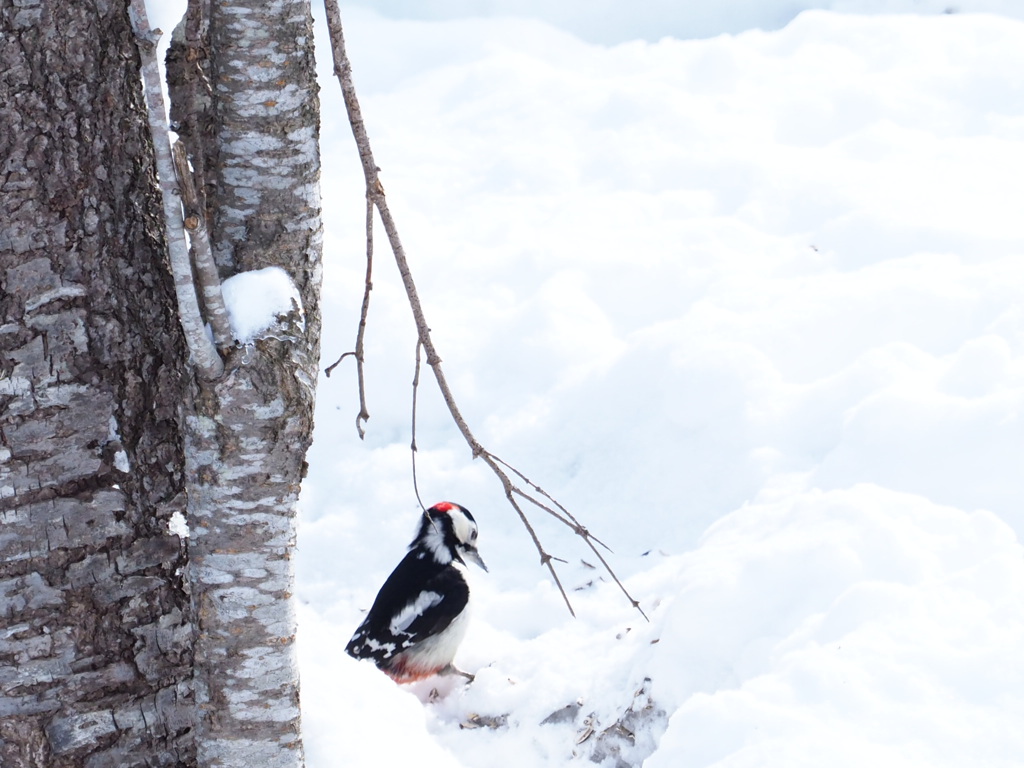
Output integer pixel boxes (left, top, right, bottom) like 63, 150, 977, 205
345, 501, 487, 683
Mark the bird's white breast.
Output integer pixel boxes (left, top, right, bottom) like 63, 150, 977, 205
402, 601, 470, 671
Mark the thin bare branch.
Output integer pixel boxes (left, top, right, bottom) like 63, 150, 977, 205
579, 533, 650, 621
128, 0, 223, 380
479, 453, 576, 617
324, 197, 373, 440
410, 341, 426, 513
490, 454, 589, 528
353, 196, 373, 438
505, 487, 646, 620
324, 350, 355, 377
492, 458, 613, 550
323, 2, 458, 440
165, 0, 211, 206
172, 141, 232, 348
509, 486, 611, 552
324, 0, 646, 621
507, 500, 576, 617
323, 0, 379, 190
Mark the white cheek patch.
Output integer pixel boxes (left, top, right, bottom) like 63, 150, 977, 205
448, 508, 478, 547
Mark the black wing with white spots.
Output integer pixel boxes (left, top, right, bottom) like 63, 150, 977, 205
345, 550, 470, 665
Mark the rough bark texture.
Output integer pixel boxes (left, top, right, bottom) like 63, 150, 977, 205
0, 1, 194, 765
170, 0, 323, 765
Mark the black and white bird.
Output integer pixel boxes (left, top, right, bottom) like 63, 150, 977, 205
345, 501, 487, 683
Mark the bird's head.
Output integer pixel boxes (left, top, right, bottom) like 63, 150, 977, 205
414, 501, 488, 572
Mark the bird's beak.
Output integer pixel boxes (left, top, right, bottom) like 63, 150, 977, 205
462, 546, 488, 572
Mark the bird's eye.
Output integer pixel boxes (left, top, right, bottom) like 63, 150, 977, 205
471, 530, 478, 541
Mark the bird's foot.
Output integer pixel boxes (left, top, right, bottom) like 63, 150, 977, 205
438, 663, 475, 683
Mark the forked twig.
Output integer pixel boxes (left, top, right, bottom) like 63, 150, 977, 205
325, 199, 374, 439
324, 0, 646, 620
324, 351, 354, 377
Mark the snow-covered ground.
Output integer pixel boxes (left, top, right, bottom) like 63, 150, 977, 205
147, 1, 1024, 765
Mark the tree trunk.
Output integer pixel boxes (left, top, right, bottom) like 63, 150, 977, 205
2, 0, 322, 764
169, 0, 323, 765
0, 1, 194, 765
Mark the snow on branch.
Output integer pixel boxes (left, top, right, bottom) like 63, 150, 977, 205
323, 0, 646, 621
128, 0, 224, 380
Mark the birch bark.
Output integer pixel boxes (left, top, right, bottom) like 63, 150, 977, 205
169, 0, 323, 765
2, 0, 323, 765
1, 1, 194, 765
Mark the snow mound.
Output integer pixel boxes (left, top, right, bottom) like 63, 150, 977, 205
221, 266, 304, 344
297, 7, 1024, 768
644, 486, 1024, 768
300, 486, 1024, 767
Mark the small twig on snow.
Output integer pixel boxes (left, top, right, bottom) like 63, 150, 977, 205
128, 0, 223, 380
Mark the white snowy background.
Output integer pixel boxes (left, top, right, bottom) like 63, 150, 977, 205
147, 1, 1024, 766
